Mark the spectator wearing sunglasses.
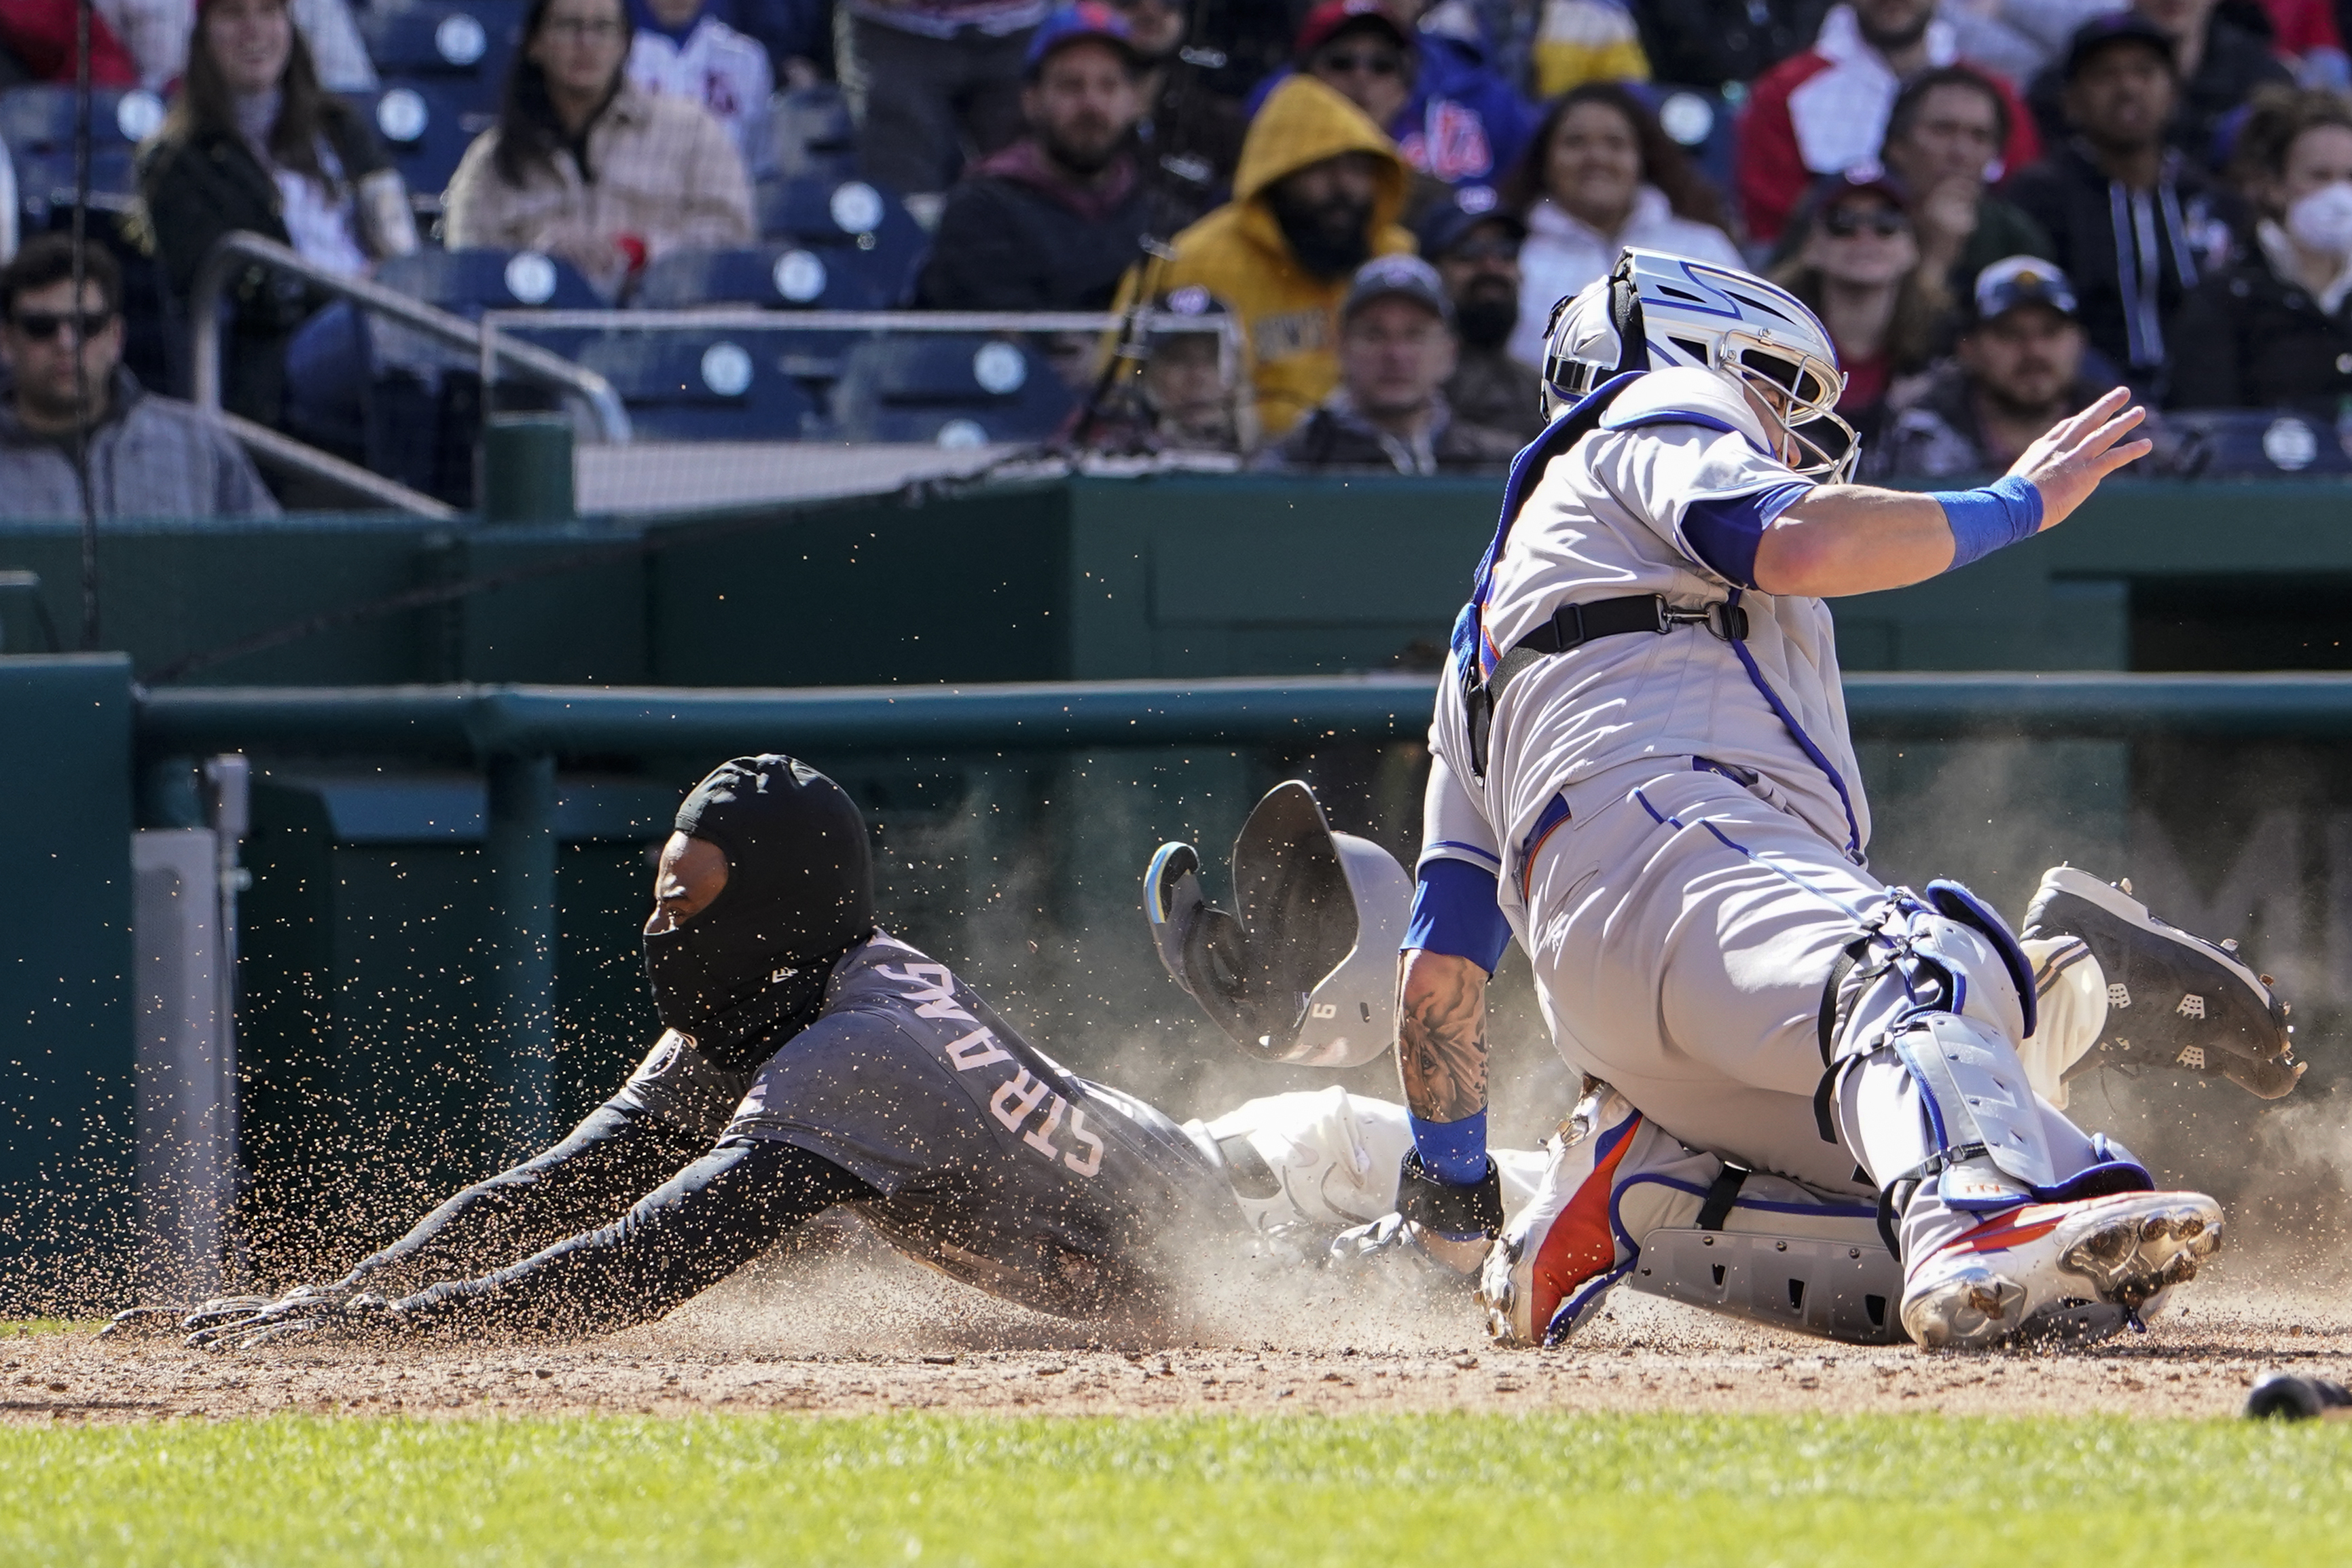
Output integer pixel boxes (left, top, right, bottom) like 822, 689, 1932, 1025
1415, 185, 1544, 440
1503, 84, 1742, 370
1768, 165, 1955, 439
0, 236, 276, 519
1274, 0, 1534, 204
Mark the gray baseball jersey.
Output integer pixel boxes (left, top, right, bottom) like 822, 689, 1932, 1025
618, 930, 1242, 1321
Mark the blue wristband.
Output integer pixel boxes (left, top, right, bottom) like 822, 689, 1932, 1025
1409, 1110, 1489, 1186
1931, 475, 2044, 572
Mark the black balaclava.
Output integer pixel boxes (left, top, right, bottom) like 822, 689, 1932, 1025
643, 755, 877, 1068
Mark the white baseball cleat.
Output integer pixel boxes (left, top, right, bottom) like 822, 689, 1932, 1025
1898, 1189, 2223, 1350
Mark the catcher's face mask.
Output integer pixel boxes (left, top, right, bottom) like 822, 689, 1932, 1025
1144, 781, 1413, 1069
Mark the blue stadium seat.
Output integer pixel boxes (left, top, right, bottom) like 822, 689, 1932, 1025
571, 331, 820, 441
359, 0, 520, 96
344, 83, 486, 206
753, 175, 928, 306
829, 335, 1073, 445
376, 245, 606, 315
2163, 411, 2352, 479
634, 242, 897, 311
1631, 84, 1736, 194
0, 84, 161, 222
771, 85, 857, 184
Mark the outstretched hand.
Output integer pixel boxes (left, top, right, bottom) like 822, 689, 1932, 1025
2008, 386, 2152, 531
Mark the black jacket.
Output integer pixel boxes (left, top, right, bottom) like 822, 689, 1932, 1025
134, 103, 392, 422
2026, 15, 2291, 168
1633, 0, 1832, 94
2006, 141, 2239, 397
1252, 395, 1523, 475
2168, 245, 2352, 416
916, 141, 1178, 311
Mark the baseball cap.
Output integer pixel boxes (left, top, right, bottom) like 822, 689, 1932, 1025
1296, 0, 1411, 60
1342, 253, 1454, 325
1413, 184, 1528, 259
1970, 255, 2080, 323
1025, 2, 1137, 75
2060, 11, 2175, 79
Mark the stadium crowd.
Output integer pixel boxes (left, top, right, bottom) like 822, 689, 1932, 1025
0, 0, 2345, 506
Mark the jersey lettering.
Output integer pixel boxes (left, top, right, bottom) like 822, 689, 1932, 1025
990, 1068, 1052, 1132
1022, 1093, 1066, 1158
945, 1025, 1012, 1071
1063, 1106, 1104, 1176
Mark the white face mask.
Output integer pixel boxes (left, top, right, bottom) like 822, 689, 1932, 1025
2286, 181, 2352, 256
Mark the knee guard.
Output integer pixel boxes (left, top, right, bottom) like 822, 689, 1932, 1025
1819, 883, 2148, 1237
1476, 1086, 1902, 1347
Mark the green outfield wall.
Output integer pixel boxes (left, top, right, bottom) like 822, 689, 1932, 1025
0, 475, 2345, 687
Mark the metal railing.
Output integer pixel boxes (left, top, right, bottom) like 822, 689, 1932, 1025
135, 670, 2352, 761
189, 233, 636, 517
128, 669, 2352, 1151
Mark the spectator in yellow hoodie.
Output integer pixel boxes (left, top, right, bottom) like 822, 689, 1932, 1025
1114, 73, 1413, 437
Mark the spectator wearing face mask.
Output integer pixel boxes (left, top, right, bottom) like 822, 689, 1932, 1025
1872, 254, 2131, 476
2026, 0, 2292, 164
2169, 86, 2352, 414
1769, 166, 1955, 437
1736, 0, 2041, 249
918, 6, 1177, 309
1113, 73, 1411, 437
1254, 253, 1523, 473
2006, 12, 2238, 398
1879, 65, 2056, 299
1415, 187, 1542, 441
1505, 83, 1741, 370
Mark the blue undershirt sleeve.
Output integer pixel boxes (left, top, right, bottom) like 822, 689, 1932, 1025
1678, 480, 1812, 589
1405, 858, 1511, 974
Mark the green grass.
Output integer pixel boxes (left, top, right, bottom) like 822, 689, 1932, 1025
3, 1410, 2349, 1567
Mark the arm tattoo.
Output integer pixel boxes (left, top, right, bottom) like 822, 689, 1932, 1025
1398, 959, 1489, 1123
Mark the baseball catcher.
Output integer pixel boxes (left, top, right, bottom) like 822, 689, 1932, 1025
1346, 249, 2298, 1351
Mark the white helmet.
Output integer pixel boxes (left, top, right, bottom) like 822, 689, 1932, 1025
1144, 781, 1411, 1070
1540, 248, 1859, 483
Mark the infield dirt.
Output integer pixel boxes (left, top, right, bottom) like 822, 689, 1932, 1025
18, 1214, 2350, 1425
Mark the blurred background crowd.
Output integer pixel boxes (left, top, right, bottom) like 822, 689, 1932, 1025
5, 0, 2352, 508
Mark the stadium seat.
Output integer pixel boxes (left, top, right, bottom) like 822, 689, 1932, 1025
359, 0, 521, 98
376, 245, 606, 316
753, 175, 928, 307
344, 83, 486, 207
2162, 410, 2352, 479
829, 335, 1074, 446
634, 242, 897, 311
770, 84, 857, 184
0, 84, 162, 222
570, 331, 820, 441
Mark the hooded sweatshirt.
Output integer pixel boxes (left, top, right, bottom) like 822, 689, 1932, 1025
1114, 75, 1413, 438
